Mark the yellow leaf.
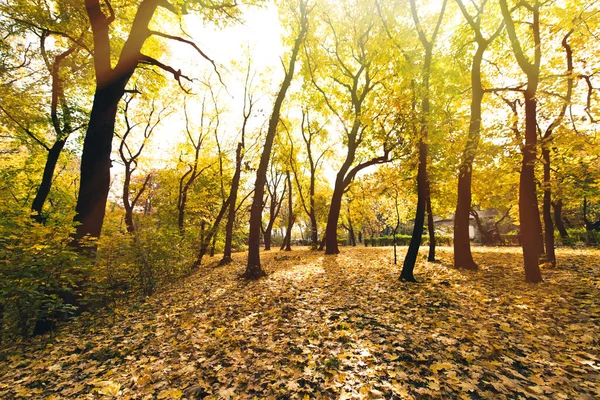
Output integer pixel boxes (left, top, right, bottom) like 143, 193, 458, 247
157, 388, 183, 399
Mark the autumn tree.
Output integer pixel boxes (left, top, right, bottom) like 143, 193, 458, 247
400, 0, 447, 282
305, 0, 398, 255
73, 0, 252, 243
245, 0, 310, 279
453, 0, 504, 270
0, 2, 91, 222
116, 95, 167, 233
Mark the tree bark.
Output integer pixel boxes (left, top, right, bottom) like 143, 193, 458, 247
31, 140, 66, 222
220, 143, 243, 265
552, 200, 568, 238
427, 195, 435, 261
452, 4, 498, 269
74, 83, 126, 241
74, 0, 159, 242
499, 0, 543, 282
401, 138, 427, 282
283, 171, 294, 251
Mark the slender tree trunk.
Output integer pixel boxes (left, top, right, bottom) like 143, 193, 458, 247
123, 163, 135, 233
309, 174, 318, 249
245, 1, 307, 279
220, 143, 243, 265
73, 83, 125, 241
284, 171, 293, 251
401, 138, 427, 282
193, 197, 230, 268
553, 200, 568, 238
31, 140, 66, 222
542, 146, 556, 266
348, 218, 356, 247
427, 195, 435, 261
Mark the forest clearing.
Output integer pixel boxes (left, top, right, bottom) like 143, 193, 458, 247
1, 246, 598, 399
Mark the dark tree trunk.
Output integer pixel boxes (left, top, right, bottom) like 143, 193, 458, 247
31, 140, 66, 223
245, 2, 307, 279
401, 138, 427, 282
348, 218, 356, 247
123, 163, 135, 233
220, 143, 243, 265
193, 197, 230, 268
552, 200, 568, 238
400, 0, 446, 282
74, 0, 159, 242
499, 0, 542, 282
324, 183, 345, 254
264, 228, 272, 251
309, 174, 318, 249
73, 83, 125, 241
542, 146, 556, 266
426, 195, 435, 261
453, 24, 490, 270
519, 92, 543, 282
283, 171, 293, 251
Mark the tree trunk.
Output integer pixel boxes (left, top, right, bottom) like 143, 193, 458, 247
123, 163, 135, 233
401, 138, 427, 282
246, 1, 307, 279
519, 92, 543, 282
427, 194, 435, 261
284, 171, 293, 251
453, 39, 486, 270
220, 143, 243, 265
309, 174, 319, 249
263, 228, 272, 251
324, 183, 345, 254
31, 140, 66, 223
552, 200, 568, 238
542, 146, 556, 266
73, 83, 125, 242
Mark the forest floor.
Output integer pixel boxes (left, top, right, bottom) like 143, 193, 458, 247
0, 246, 599, 399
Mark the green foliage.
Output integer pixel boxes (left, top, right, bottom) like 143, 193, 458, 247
364, 234, 453, 247
0, 209, 88, 340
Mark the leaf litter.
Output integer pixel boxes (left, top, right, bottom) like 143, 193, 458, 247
0, 246, 599, 399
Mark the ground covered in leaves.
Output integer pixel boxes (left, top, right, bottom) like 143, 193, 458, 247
1, 246, 599, 399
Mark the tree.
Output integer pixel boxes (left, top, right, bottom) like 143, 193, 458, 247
499, 0, 544, 282
177, 99, 211, 235
117, 95, 167, 232
400, 0, 448, 282
0, 4, 91, 223
262, 161, 287, 251
291, 107, 329, 249
305, 0, 396, 255
245, 0, 309, 279
73, 0, 245, 243
453, 0, 504, 270
220, 57, 259, 265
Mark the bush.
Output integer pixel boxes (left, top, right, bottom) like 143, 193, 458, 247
0, 210, 91, 340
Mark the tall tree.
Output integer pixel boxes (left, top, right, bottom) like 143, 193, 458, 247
499, 0, 543, 282
73, 0, 241, 243
245, 0, 309, 279
305, 0, 395, 255
177, 99, 211, 235
453, 0, 503, 270
400, 0, 447, 282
